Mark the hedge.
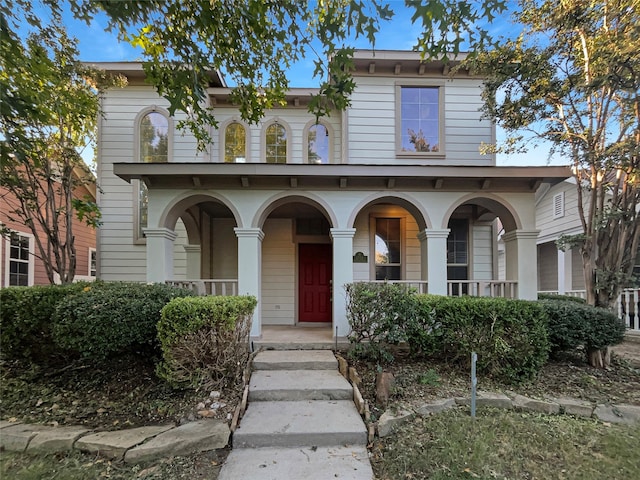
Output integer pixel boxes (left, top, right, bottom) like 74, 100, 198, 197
156, 295, 257, 390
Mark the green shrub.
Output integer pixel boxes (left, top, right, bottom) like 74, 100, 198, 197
53, 282, 195, 361
345, 282, 415, 362
541, 300, 625, 355
538, 293, 587, 304
0, 283, 89, 363
411, 295, 549, 384
156, 295, 257, 390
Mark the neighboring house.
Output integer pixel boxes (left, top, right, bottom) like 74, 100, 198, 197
0, 171, 97, 287
94, 50, 569, 340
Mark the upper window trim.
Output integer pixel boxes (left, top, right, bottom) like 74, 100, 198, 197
220, 118, 250, 163
303, 119, 334, 164
261, 118, 291, 164
133, 106, 173, 164
395, 81, 446, 159
4, 231, 35, 287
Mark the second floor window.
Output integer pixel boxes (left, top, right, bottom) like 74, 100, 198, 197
265, 123, 287, 164
307, 123, 329, 164
225, 122, 246, 163
140, 112, 169, 163
398, 85, 442, 155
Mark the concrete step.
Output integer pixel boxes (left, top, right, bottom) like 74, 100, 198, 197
219, 445, 374, 480
253, 350, 338, 371
249, 369, 352, 401
233, 400, 367, 448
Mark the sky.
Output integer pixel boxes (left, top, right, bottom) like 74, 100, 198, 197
46, 1, 563, 167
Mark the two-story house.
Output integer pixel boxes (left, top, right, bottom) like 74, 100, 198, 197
94, 50, 569, 340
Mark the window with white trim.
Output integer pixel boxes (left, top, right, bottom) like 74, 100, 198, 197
89, 248, 97, 277
373, 217, 402, 280
265, 122, 288, 163
224, 122, 247, 163
306, 123, 330, 164
6, 232, 34, 286
396, 84, 445, 157
553, 192, 565, 219
134, 107, 172, 243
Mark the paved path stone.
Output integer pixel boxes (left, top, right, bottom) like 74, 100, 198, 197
415, 398, 456, 417
377, 409, 414, 437
551, 397, 595, 417
125, 420, 229, 463
219, 446, 373, 480
75, 425, 174, 459
456, 391, 512, 409
249, 369, 352, 401
0, 424, 46, 452
0, 420, 21, 430
594, 404, 640, 425
253, 350, 338, 370
27, 426, 90, 453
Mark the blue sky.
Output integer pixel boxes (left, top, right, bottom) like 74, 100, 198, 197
51, 1, 563, 167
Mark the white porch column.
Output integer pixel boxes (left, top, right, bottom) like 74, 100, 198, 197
183, 244, 201, 279
330, 228, 356, 338
420, 229, 450, 296
503, 230, 540, 300
143, 228, 177, 283
557, 247, 573, 294
235, 228, 264, 338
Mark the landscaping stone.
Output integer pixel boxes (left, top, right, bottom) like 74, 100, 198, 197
455, 391, 512, 409
0, 420, 20, 430
26, 426, 90, 453
0, 424, 45, 452
349, 366, 362, 389
124, 420, 229, 463
75, 425, 174, 460
353, 383, 366, 414
551, 397, 594, 417
512, 394, 560, 415
375, 372, 395, 406
377, 409, 414, 437
415, 398, 456, 416
614, 404, 640, 423
594, 404, 639, 425
336, 354, 349, 378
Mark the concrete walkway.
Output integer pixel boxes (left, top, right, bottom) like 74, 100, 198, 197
219, 350, 373, 480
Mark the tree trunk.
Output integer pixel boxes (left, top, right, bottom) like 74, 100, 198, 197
587, 346, 611, 369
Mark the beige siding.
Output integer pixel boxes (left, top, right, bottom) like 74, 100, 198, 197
347, 76, 494, 165
472, 224, 493, 280
536, 181, 582, 242
172, 219, 188, 279
572, 248, 586, 290
537, 242, 558, 291
261, 218, 295, 325
210, 218, 238, 278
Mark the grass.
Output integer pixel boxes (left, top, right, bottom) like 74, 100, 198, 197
372, 408, 640, 480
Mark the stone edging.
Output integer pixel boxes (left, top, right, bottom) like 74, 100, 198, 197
376, 391, 640, 437
333, 355, 640, 440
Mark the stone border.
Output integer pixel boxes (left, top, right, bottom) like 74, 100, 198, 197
376, 391, 640, 437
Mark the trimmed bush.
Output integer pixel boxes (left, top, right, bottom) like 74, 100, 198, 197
345, 282, 415, 362
53, 282, 195, 361
541, 300, 625, 356
156, 295, 257, 390
411, 295, 549, 384
0, 283, 89, 363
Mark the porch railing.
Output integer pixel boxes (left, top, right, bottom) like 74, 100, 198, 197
537, 288, 640, 333
166, 279, 238, 296
359, 280, 429, 294
447, 280, 518, 299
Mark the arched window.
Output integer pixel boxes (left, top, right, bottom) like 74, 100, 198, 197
139, 111, 169, 163
224, 122, 247, 163
307, 123, 330, 164
265, 122, 287, 164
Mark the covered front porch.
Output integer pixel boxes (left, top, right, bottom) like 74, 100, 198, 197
114, 162, 569, 341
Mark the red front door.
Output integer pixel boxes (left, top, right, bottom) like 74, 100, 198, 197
298, 243, 332, 322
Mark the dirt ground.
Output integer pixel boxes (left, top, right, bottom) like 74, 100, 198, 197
612, 336, 640, 365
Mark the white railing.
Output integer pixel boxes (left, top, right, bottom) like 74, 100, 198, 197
358, 280, 429, 294
166, 279, 238, 296
447, 280, 518, 299
617, 288, 640, 332
538, 290, 587, 299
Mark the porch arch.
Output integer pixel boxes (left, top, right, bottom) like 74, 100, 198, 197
440, 193, 521, 232
347, 193, 432, 230
159, 192, 242, 231
252, 192, 338, 229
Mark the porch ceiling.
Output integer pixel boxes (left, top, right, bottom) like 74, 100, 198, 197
114, 163, 571, 192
